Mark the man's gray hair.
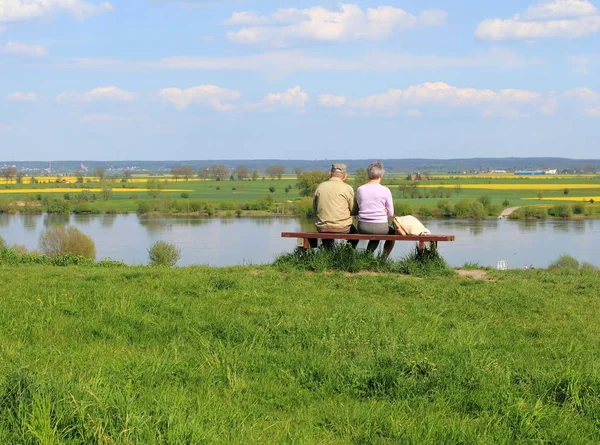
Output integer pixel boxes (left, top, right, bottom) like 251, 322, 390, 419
367, 162, 384, 180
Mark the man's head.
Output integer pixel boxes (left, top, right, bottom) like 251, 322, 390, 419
330, 163, 348, 180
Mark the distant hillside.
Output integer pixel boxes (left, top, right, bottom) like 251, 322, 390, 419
2, 158, 598, 175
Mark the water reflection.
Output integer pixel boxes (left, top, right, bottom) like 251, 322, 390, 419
43, 213, 70, 227
21, 214, 40, 232
0, 214, 598, 269
101, 214, 117, 228
73, 214, 93, 226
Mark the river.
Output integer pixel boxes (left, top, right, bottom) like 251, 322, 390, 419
0, 213, 598, 269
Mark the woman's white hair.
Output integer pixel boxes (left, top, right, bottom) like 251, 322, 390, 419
367, 162, 384, 180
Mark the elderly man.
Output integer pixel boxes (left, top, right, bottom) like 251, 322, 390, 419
313, 163, 358, 248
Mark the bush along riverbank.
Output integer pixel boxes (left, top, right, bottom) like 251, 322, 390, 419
1, 253, 600, 442
2, 192, 599, 220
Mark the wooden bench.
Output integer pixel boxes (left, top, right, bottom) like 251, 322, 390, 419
281, 232, 455, 253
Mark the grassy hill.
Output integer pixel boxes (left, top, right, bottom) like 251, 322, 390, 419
1, 264, 599, 443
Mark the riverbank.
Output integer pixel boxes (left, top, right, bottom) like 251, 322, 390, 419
1, 264, 599, 442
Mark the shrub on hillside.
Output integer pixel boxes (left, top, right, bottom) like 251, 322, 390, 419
148, 241, 181, 266
549, 204, 573, 218
548, 254, 579, 270
39, 225, 96, 259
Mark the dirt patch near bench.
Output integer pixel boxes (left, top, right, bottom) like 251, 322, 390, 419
456, 269, 489, 280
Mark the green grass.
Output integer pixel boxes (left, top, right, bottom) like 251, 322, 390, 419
1, 263, 600, 443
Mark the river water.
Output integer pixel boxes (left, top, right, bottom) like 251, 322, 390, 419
0, 213, 598, 269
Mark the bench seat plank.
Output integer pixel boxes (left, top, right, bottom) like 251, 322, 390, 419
281, 232, 455, 242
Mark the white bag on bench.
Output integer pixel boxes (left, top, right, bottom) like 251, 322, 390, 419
393, 215, 431, 236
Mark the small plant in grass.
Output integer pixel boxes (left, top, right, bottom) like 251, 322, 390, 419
39, 225, 96, 259
148, 241, 181, 266
548, 254, 579, 270
269, 186, 276, 193
502, 199, 510, 207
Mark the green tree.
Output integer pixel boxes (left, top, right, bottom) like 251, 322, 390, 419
147, 180, 166, 197
235, 165, 249, 180
353, 168, 369, 189
171, 166, 182, 181
1, 166, 17, 183
296, 170, 329, 197
101, 182, 113, 201
266, 165, 286, 180
251, 170, 259, 181
180, 165, 195, 181
93, 167, 105, 181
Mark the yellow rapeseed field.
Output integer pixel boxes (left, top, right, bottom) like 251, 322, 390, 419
418, 184, 600, 190
0, 188, 193, 194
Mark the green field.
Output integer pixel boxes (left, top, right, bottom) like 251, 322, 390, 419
1, 174, 600, 219
1, 262, 600, 443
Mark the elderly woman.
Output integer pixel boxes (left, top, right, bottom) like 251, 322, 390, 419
356, 161, 395, 257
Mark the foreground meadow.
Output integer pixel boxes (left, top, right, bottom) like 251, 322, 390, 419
1, 264, 600, 443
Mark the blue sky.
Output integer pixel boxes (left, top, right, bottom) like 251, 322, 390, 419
1, 0, 599, 161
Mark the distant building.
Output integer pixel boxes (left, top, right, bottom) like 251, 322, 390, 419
544, 169, 558, 175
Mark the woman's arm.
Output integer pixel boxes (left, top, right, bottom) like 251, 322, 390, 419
385, 187, 394, 217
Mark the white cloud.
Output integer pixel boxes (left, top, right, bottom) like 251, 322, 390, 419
159, 85, 241, 110
66, 48, 535, 77
406, 109, 422, 117
57, 86, 137, 103
0, 0, 113, 23
247, 86, 308, 112
225, 4, 447, 46
563, 87, 600, 115
563, 87, 599, 101
6, 92, 38, 102
159, 84, 309, 113
319, 82, 545, 117
0, 124, 12, 131
80, 114, 144, 123
540, 95, 559, 115
318, 94, 346, 108
475, 0, 600, 41
0, 41, 46, 57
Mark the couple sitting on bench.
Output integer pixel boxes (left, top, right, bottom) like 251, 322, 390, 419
313, 161, 396, 257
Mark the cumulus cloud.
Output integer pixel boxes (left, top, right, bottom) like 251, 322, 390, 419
159, 84, 309, 113
6, 92, 38, 102
159, 85, 241, 110
475, 0, 600, 41
563, 87, 600, 115
247, 86, 308, 112
318, 82, 545, 117
225, 4, 447, 46
0, 41, 46, 57
57, 86, 137, 103
0, 0, 113, 23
